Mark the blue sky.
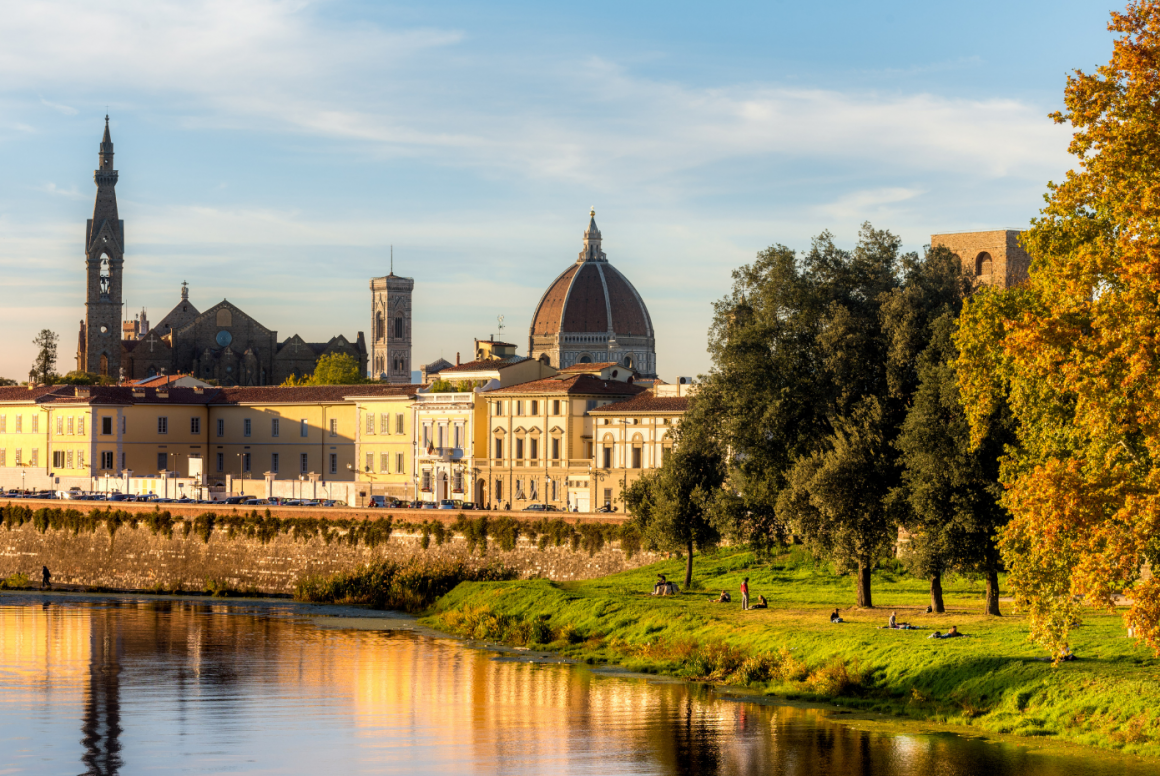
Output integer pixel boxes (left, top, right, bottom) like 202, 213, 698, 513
0, 0, 1118, 382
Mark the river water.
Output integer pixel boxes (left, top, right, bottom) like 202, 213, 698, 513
0, 594, 1151, 776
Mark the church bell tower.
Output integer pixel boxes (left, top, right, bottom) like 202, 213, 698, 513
78, 116, 125, 377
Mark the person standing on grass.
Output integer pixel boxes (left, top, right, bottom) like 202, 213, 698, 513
41, 565, 50, 590
740, 577, 749, 610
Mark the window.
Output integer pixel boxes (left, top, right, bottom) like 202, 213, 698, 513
551, 437, 560, 460
77, 416, 84, 435
158, 453, 167, 471
216, 453, 224, 472
30, 449, 39, 467
300, 453, 308, 473
365, 452, 374, 472
191, 417, 200, 434
495, 479, 503, 501
14, 449, 21, 465
300, 419, 309, 438
158, 417, 168, 434
15, 416, 22, 433
242, 453, 251, 472
244, 418, 252, 437
76, 451, 84, 468
329, 453, 337, 474
632, 446, 642, 469
515, 400, 523, 416
395, 453, 404, 474
552, 400, 560, 416
102, 416, 113, 435
366, 411, 375, 434
550, 478, 557, 501
437, 425, 445, 448
453, 470, 463, 492
67, 417, 74, 435
529, 477, 538, 500
272, 453, 280, 473
0, 415, 5, 432
375, 452, 386, 472
530, 400, 538, 415
422, 423, 432, 447
515, 438, 524, 459
396, 414, 404, 434
602, 446, 612, 469
32, 415, 39, 433
515, 478, 524, 499
422, 470, 432, 491
53, 451, 65, 468
56, 417, 63, 435
329, 419, 338, 437
67, 450, 74, 468
529, 438, 538, 460
494, 401, 504, 416
217, 419, 225, 437
495, 438, 503, 459
454, 424, 463, 449
120, 452, 125, 470
101, 451, 114, 470
381, 413, 390, 434
394, 317, 403, 338
272, 418, 280, 437
603, 488, 612, 507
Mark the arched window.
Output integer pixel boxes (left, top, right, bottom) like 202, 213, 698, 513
99, 256, 111, 296
375, 313, 385, 341
623, 355, 633, 368
394, 317, 403, 339
975, 252, 992, 277
578, 355, 592, 364
99, 353, 109, 377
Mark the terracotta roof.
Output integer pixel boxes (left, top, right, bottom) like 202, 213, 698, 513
439, 357, 528, 374
41, 386, 221, 406
211, 384, 425, 404
0, 385, 71, 403
588, 394, 689, 414
482, 340, 517, 348
488, 374, 647, 397
557, 362, 621, 372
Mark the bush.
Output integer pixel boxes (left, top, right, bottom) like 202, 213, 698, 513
294, 558, 516, 613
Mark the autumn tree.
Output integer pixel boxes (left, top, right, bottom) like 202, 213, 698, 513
30, 329, 58, 385
956, 2, 1160, 656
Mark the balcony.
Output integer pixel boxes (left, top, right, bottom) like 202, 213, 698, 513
418, 446, 462, 462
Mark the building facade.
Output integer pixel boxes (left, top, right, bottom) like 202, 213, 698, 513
351, 391, 419, 501
528, 211, 657, 378
369, 272, 414, 383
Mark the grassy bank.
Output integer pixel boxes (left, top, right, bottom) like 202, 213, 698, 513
423, 547, 1160, 758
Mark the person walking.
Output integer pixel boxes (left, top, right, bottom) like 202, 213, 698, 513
41, 565, 51, 590
740, 577, 749, 610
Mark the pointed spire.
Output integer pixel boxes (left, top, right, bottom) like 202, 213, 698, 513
578, 208, 606, 263
181, 280, 189, 300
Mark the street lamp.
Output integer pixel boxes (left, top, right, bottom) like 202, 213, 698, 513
169, 452, 180, 499
237, 453, 245, 496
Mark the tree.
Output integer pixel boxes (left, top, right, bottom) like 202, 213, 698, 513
956, 2, 1160, 656
30, 329, 58, 385
282, 353, 367, 386
0, 377, 15, 386
892, 313, 1013, 614
624, 421, 725, 589
691, 224, 908, 607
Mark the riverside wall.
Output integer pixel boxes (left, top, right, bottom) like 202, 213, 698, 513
0, 500, 655, 595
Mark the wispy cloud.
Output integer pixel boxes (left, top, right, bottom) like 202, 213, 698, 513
39, 96, 77, 115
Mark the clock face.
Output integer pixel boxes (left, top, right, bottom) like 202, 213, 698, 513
216, 330, 233, 347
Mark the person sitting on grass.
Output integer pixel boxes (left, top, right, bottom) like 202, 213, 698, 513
928, 631, 943, 640
830, 609, 844, 623
942, 625, 966, 638
653, 575, 668, 595
750, 595, 768, 609
712, 590, 731, 603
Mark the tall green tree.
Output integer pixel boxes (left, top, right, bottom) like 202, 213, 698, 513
623, 421, 725, 589
30, 329, 58, 385
282, 353, 367, 386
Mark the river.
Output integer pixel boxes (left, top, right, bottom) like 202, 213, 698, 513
0, 593, 1152, 775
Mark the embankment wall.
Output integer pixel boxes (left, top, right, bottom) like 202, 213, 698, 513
0, 502, 655, 594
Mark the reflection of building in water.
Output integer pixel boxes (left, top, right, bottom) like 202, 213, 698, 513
81, 608, 123, 776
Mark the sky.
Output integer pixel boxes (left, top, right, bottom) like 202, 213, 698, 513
0, 0, 1120, 383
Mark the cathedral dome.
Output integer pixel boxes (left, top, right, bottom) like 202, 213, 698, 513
528, 211, 656, 376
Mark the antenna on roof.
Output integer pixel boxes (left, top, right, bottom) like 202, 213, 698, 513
497, 314, 505, 340
390, 245, 393, 275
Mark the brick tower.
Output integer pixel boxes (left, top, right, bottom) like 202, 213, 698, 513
369, 258, 414, 383
77, 116, 125, 377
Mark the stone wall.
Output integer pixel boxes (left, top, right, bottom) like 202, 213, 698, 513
0, 505, 654, 595
930, 229, 1030, 289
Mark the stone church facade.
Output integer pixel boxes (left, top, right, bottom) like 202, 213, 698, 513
75, 119, 366, 386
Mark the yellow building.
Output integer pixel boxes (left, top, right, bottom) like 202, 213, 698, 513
473, 368, 645, 511
349, 390, 420, 503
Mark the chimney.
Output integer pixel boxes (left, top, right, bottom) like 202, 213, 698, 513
74, 386, 90, 398
456, 352, 461, 366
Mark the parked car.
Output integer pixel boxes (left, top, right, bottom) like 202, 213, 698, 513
242, 498, 269, 506
459, 501, 476, 510
522, 503, 547, 511
367, 495, 393, 508
594, 504, 618, 513
438, 499, 457, 510
106, 493, 129, 502
299, 499, 320, 507
420, 502, 438, 509
222, 496, 248, 505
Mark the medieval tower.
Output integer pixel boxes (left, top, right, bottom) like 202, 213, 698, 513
77, 116, 125, 377
369, 266, 414, 383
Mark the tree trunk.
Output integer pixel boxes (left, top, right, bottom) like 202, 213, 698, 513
930, 574, 945, 613
684, 539, 694, 590
856, 563, 873, 608
985, 569, 1002, 616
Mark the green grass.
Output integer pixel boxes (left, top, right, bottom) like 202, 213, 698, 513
423, 547, 1160, 757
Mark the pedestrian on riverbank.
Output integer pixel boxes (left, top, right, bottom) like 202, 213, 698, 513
740, 577, 749, 610
41, 565, 50, 590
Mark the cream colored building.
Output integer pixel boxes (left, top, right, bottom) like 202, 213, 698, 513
413, 390, 479, 504
350, 390, 419, 503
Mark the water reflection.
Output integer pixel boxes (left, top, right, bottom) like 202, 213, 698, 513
0, 597, 1151, 776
